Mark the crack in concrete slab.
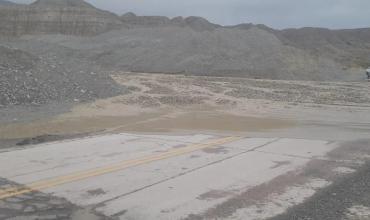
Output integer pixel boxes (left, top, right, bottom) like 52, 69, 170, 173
93, 138, 281, 212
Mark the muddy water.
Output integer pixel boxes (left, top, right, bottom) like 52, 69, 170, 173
114, 111, 294, 133
0, 111, 294, 139
0, 112, 160, 139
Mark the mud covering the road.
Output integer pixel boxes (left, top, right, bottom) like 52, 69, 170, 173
0, 111, 293, 140
1, 73, 369, 145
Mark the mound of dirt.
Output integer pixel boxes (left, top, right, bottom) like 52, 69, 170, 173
0, 45, 124, 108
74, 26, 348, 81
276, 27, 370, 69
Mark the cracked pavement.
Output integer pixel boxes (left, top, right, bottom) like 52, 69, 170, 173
0, 134, 369, 220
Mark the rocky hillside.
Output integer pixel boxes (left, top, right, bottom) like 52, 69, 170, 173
0, 0, 122, 36
277, 27, 370, 69
70, 26, 345, 81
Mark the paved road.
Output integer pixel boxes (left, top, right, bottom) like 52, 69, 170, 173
0, 133, 369, 220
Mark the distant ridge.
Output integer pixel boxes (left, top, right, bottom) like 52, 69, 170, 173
0, 0, 17, 6
31, 0, 94, 8
120, 12, 219, 31
0, 0, 122, 36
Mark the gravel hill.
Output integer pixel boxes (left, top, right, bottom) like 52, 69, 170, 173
277, 27, 370, 70
0, 44, 123, 107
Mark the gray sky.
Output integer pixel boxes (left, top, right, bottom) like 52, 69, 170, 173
11, 0, 370, 29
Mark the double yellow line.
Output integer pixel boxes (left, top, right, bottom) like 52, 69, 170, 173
0, 136, 241, 200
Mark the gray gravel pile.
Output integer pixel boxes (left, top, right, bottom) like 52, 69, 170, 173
0, 44, 124, 108
0, 45, 37, 70
33, 27, 351, 81
276, 27, 370, 69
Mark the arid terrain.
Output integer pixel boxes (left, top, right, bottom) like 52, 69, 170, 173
0, 73, 370, 220
1, 0, 370, 219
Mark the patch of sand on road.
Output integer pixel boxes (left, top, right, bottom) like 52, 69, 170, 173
0, 107, 293, 139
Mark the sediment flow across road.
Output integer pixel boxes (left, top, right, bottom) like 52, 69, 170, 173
0, 73, 370, 220
0, 133, 369, 219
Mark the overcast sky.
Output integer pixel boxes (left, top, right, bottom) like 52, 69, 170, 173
11, 0, 370, 29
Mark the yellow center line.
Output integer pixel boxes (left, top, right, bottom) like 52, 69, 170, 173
0, 136, 242, 200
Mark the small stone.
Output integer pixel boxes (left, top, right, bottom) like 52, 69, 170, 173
57, 213, 70, 218
38, 215, 58, 220
0, 184, 13, 188
1, 202, 23, 210
49, 199, 66, 205
6, 197, 23, 203
33, 202, 49, 210
24, 206, 35, 213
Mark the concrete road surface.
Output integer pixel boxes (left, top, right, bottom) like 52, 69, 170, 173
0, 133, 369, 220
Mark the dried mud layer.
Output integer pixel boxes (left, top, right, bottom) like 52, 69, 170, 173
1, 72, 370, 145
111, 72, 370, 108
